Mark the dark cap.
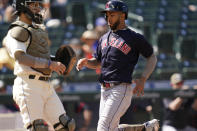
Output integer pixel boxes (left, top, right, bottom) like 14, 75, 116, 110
101, 0, 128, 19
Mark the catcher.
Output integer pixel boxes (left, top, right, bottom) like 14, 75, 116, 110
3, 0, 76, 130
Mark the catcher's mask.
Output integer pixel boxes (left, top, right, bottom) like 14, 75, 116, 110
101, 0, 128, 19
12, 0, 45, 24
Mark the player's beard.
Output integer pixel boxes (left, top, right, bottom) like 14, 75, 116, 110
109, 19, 120, 31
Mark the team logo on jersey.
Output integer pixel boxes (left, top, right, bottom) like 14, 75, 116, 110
101, 36, 131, 55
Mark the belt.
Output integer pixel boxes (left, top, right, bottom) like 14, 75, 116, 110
101, 82, 121, 88
29, 75, 50, 81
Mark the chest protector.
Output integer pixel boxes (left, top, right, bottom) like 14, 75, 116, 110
9, 21, 52, 75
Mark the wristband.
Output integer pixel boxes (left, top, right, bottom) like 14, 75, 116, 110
48, 60, 51, 68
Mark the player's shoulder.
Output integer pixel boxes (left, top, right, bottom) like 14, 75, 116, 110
102, 31, 111, 38
126, 28, 146, 42
99, 31, 111, 41
126, 28, 143, 37
9, 26, 30, 42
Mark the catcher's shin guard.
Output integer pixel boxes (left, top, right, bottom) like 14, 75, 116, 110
119, 124, 145, 131
54, 113, 76, 131
27, 119, 49, 131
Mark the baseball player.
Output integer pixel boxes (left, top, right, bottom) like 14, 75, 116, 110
3, 0, 75, 130
162, 73, 197, 131
76, 0, 158, 131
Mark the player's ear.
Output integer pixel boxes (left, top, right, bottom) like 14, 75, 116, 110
120, 12, 126, 20
123, 13, 126, 19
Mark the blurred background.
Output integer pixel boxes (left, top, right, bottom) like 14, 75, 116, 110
0, 0, 197, 131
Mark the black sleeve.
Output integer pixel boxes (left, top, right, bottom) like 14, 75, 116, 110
135, 33, 153, 58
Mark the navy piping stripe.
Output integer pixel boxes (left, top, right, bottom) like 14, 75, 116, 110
107, 85, 128, 131
100, 94, 108, 117
21, 79, 31, 127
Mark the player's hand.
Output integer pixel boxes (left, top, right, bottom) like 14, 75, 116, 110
49, 61, 66, 75
132, 77, 146, 96
76, 58, 88, 71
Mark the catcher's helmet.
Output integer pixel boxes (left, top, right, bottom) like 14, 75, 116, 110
101, 0, 128, 19
12, 0, 44, 24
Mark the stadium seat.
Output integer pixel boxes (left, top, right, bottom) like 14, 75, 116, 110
0, 23, 9, 45
181, 60, 197, 79
178, 38, 197, 79
157, 32, 175, 55
133, 56, 145, 78
71, 3, 87, 27
154, 54, 179, 80
180, 38, 196, 61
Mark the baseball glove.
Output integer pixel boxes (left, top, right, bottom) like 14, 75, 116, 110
55, 45, 77, 76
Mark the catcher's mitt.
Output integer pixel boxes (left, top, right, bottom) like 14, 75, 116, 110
55, 45, 77, 75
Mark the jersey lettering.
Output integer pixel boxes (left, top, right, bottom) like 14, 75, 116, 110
101, 34, 131, 54
113, 39, 119, 47
109, 37, 116, 46
116, 41, 124, 49
121, 43, 131, 54
101, 39, 107, 49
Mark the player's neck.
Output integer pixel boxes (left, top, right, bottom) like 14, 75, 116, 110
112, 22, 126, 32
19, 13, 32, 25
